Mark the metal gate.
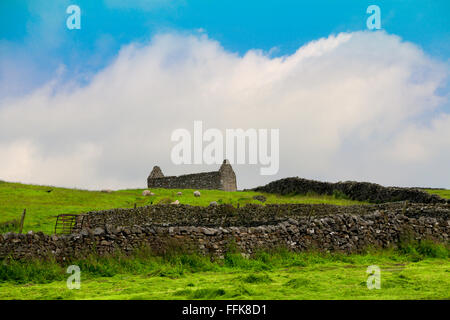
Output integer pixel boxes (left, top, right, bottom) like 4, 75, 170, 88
54, 214, 82, 234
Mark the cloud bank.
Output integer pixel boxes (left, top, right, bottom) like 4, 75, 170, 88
0, 31, 449, 190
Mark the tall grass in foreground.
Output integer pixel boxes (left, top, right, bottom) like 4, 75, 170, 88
0, 240, 448, 285
0, 220, 19, 234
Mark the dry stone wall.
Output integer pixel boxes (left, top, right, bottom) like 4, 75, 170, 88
147, 171, 223, 190
74, 203, 450, 229
252, 177, 448, 204
1, 203, 449, 261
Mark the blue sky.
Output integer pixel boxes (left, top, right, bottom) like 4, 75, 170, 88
1, 0, 449, 96
0, 1, 449, 189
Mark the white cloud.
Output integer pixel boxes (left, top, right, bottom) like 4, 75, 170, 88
0, 31, 449, 189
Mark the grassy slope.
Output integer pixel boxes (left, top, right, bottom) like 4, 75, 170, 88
0, 180, 365, 234
0, 248, 449, 300
425, 189, 450, 199
1, 182, 449, 300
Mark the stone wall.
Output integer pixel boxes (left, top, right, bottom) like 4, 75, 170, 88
251, 177, 448, 204
73, 202, 450, 229
147, 171, 223, 190
218, 160, 237, 192
147, 160, 237, 191
1, 203, 449, 261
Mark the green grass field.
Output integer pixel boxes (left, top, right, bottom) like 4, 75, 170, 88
0, 244, 449, 300
425, 189, 450, 200
0, 180, 449, 300
0, 180, 366, 234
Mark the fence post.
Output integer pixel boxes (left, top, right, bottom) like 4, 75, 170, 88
19, 209, 26, 234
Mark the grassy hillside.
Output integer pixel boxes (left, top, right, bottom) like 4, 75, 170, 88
0, 180, 365, 234
425, 189, 450, 199
0, 180, 447, 235
1, 181, 449, 300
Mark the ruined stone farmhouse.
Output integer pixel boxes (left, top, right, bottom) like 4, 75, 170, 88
147, 160, 237, 191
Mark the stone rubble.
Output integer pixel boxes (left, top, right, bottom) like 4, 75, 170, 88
0, 202, 448, 261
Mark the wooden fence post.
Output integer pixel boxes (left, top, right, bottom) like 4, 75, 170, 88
19, 209, 26, 234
